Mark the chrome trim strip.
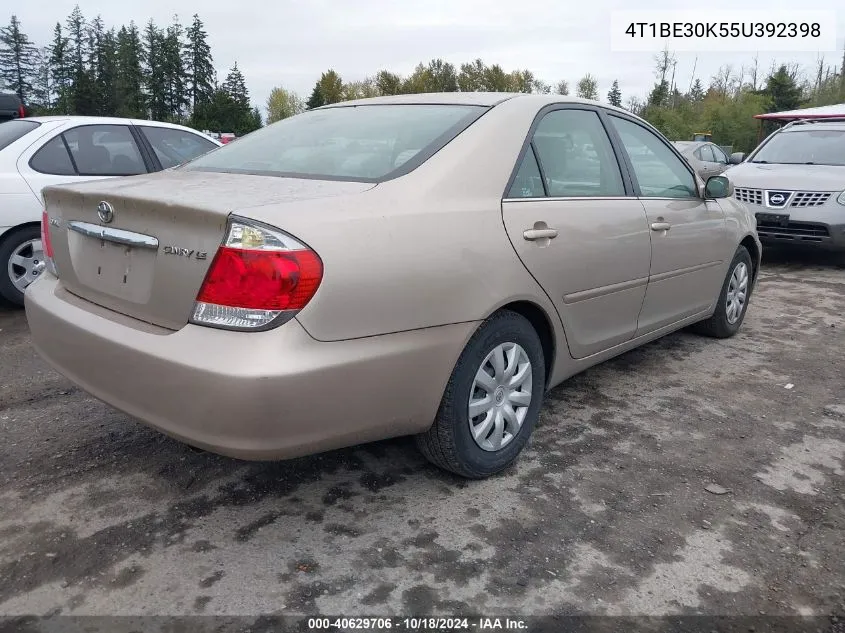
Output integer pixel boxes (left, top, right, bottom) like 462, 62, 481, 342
67, 221, 159, 250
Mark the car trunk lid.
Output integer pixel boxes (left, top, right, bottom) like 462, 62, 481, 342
43, 170, 375, 330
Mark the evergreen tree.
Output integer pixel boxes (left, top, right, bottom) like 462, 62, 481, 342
762, 65, 803, 112
305, 83, 325, 109
143, 20, 168, 120
88, 16, 117, 115
65, 5, 96, 114
48, 23, 72, 113
161, 17, 188, 121
114, 24, 144, 118
0, 15, 39, 103
222, 62, 249, 108
554, 80, 569, 95
607, 79, 622, 107
184, 14, 215, 111
30, 48, 52, 111
689, 78, 705, 102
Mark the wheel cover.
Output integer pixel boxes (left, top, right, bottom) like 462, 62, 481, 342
725, 261, 748, 325
7, 238, 45, 293
468, 342, 533, 452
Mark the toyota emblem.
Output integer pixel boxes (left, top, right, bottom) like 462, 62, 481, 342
97, 201, 114, 224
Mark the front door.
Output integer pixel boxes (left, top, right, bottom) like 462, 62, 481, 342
502, 106, 652, 359
607, 115, 729, 335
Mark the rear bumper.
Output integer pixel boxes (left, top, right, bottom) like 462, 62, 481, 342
25, 275, 476, 460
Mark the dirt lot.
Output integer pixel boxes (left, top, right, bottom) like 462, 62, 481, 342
0, 250, 843, 621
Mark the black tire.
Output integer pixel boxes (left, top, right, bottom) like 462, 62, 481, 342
0, 225, 41, 307
415, 310, 546, 479
692, 245, 753, 338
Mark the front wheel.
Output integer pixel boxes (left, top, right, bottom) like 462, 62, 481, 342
0, 226, 44, 307
692, 245, 753, 338
416, 310, 546, 479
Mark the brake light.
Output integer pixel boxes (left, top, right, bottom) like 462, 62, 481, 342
190, 218, 323, 330
41, 211, 58, 276
18, 104, 25, 118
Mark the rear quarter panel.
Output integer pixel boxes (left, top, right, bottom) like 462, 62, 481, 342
241, 98, 566, 350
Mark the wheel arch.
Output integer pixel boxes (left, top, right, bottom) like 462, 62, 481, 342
490, 300, 557, 389
739, 235, 760, 283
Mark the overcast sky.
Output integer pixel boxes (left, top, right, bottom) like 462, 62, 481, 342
10, 0, 845, 113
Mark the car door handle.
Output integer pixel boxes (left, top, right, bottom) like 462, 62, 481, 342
523, 228, 559, 241
650, 222, 671, 231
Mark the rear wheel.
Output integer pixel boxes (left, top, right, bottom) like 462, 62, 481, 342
692, 245, 753, 338
0, 226, 44, 307
416, 310, 546, 479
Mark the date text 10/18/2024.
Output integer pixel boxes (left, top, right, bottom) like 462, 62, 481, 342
307, 617, 528, 630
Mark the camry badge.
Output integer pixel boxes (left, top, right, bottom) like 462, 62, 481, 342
97, 201, 114, 224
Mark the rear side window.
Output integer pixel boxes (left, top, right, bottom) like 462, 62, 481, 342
139, 126, 218, 168
184, 104, 487, 182
30, 135, 75, 175
63, 125, 147, 176
0, 120, 40, 151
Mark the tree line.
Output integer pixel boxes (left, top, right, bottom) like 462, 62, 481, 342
0, 8, 261, 135
3, 10, 844, 152
268, 53, 845, 153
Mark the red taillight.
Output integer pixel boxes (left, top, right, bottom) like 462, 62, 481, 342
190, 218, 323, 330
41, 211, 54, 258
196, 246, 322, 310
18, 104, 25, 118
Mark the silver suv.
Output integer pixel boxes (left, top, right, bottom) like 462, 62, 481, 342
725, 119, 845, 252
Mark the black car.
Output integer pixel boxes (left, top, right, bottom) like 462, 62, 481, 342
0, 93, 26, 122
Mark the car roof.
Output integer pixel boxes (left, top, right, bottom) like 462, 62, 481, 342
18, 115, 221, 143
322, 92, 633, 114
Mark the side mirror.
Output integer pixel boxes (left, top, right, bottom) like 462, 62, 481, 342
705, 175, 732, 199
729, 152, 745, 165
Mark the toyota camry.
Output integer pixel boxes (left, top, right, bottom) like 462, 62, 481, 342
25, 92, 761, 478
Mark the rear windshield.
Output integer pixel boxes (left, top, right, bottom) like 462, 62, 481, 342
183, 104, 487, 182
0, 120, 39, 151
750, 128, 845, 166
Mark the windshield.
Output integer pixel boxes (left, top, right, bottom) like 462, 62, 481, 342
750, 128, 845, 166
0, 120, 39, 151
184, 104, 487, 182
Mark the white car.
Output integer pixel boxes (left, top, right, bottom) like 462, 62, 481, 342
0, 116, 221, 305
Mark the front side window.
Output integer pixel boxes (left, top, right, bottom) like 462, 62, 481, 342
609, 116, 698, 198
697, 145, 716, 162
183, 104, 487, 181
140, 126, 218, 169
531, 109, 625, 197
749, 129, 845, 166
63, 125, 147, 176
711, 145, 728, 163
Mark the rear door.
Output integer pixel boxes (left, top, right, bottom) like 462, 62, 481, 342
606, 115, 728, 335
502, 105, 652, 359
17, 122, 149, 203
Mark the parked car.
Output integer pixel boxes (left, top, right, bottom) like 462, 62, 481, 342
725, 119, 845, 252
25, 94, 760, 479
672, 140, 731, 180
0, 92, 26, 122
0, 116, 221, 305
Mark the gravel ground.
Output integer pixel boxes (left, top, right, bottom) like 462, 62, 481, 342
0, 249, 843, 621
